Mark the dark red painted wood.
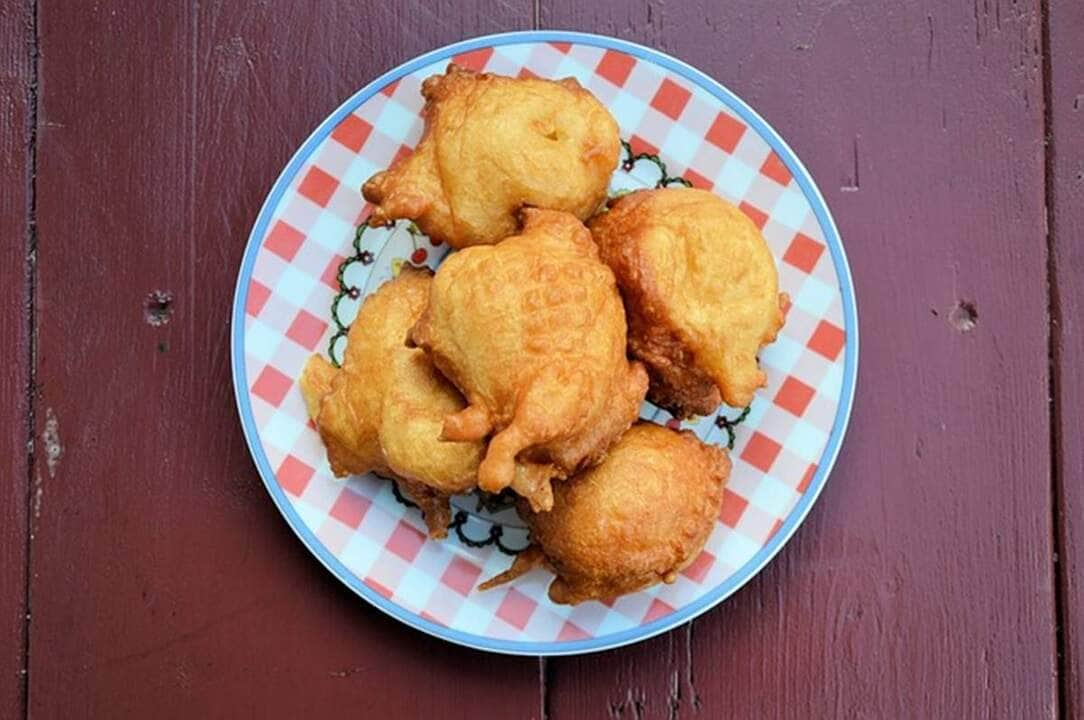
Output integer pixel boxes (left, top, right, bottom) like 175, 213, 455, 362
23, 1, 1074, 717
541, 1, 1057, 717
1049, 2, 1084, 716
29, 2, 543, 716
0, 1, 31, 717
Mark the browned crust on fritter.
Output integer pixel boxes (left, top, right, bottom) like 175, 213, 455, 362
480, 423, 731, 605
589, 196, 720, 418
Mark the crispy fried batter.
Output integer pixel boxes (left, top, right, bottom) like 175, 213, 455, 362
481, 423, 730, 604
589, 188, 786, 416
299, 267, 481, 537
362, 63, 620, 249
409, 209, 648, 511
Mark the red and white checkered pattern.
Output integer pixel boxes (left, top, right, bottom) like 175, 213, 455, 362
240, 41, 848, 645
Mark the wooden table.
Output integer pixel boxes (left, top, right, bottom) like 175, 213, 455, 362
3, 1, 1081, 717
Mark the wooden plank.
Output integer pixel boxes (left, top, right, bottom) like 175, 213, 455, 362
1048, 1, 1084, 715
29, 2, 542, 716
541, 1, 1057, 717
0, 0, 31, 717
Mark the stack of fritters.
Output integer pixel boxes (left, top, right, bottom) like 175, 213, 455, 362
301, 63, 786, 604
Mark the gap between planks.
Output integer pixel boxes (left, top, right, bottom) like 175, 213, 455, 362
21, 0, 41, 718
1039, 0, 1070, 717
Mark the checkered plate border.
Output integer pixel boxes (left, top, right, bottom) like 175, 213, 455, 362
231, 31, 858, 655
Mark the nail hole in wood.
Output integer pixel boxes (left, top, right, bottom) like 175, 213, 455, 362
144, 290, 173, 327
949, 300, 978, 333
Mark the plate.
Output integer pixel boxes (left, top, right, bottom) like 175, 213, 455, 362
231, 31, 857, 655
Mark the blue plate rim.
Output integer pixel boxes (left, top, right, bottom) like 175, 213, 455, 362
230, 29, 859, 657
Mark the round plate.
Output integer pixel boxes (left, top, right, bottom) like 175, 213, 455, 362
231, 31, 858, 655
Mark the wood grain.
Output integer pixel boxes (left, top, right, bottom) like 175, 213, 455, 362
22, 1, 1073, 716
541, 1, 1057, 717
0, 0, 31, 717
28, 2, 543, 716
1048, 1, 1084, 715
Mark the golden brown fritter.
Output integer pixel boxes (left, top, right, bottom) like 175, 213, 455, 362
299, 267, 481, 537
589, 188, 787, 417
362, 63, 620, 249
481, 423, 730, 605
409, 209, 648, 512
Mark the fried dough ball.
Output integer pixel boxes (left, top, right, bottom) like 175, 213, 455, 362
481, 423, 730, 605
362, 63, 620, 249
299, 267, 481, 537
409, 209, 648, 512
589, 188, 787, 417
